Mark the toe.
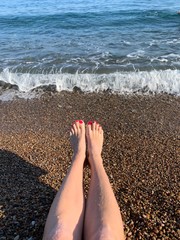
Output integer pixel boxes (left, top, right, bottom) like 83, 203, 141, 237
87, 121, 93, 130
75, 120, 80, 131
72, 122, 78, 135
92, 121, 96, 131
70, 127, 74, 136
86, 122, 92, 135
95, 121, 99, 130
99, 126, 103, 134
79, 120, 85, 132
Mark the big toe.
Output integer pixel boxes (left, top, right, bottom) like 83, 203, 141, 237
78, 120, 85, 133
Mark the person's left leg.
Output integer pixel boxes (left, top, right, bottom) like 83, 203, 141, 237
43, 120, 86, 240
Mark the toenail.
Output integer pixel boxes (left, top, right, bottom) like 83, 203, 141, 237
88, 121, 93, 125
75, 120, 79, 122
79, 120, 83, 124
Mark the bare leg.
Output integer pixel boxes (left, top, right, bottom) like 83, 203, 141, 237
43, 120, 86, 240
84, 121, 125, 240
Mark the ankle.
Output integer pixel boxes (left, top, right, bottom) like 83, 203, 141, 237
88, 155, 103, 169
88, 151, 102, 160
72, 152, 86, 162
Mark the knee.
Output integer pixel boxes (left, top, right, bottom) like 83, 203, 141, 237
45, 232, 72, 240
43, 225, 72, 240
93, 225, 116, 240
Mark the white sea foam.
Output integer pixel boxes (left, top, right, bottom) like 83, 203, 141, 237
127, 50, 145, 58
151, 58, 168, 63
0, 69, 180, 98
0, 90, 39, 102
149, 38, 180, 46
161, 53, 180, 59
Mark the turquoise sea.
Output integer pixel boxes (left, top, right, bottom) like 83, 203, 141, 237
0, 0, 180, 97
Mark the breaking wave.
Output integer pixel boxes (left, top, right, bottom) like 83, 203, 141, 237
0, 69, 179, 98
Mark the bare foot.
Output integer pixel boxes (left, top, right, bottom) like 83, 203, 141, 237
86, 121, 104, 167
70, 120, 86, 161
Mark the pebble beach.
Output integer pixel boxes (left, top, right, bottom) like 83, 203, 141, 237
0, 92, 179, 240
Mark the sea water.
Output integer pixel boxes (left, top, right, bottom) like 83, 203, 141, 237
0, 0, 180, 98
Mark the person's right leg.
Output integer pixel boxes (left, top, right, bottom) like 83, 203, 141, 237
84, 121, 125, 240
43, 120, 86, 240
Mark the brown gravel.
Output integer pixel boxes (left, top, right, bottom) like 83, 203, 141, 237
0, 92, 180, 240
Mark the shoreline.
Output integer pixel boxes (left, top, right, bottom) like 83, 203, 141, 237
0, 92, 179, 239
1, 68, 180, 99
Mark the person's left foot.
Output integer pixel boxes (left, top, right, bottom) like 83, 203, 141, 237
70, 120, 86, 161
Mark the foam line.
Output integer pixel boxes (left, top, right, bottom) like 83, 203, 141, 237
0, 69, 179, 95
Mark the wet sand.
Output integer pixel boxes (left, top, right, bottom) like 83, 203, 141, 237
0, 92, 179, 239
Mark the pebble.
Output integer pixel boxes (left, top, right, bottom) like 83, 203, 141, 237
14, 236, 19, 240
31, 221, 35, 226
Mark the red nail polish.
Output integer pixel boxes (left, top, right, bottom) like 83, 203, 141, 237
88, 121, 93, 125
75, 120, 79, 122
79, 120, 83, 124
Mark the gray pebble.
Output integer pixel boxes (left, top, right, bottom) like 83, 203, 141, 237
14, 236, 19, 240
31, 221, 35, 226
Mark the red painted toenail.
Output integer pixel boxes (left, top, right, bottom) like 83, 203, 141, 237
79, 120, 83, 124
75, 120, 79, 122
88, 121, 93, 125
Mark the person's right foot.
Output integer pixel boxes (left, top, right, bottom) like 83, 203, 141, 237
86, 121, 104, 167
70, 120, 86, 162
